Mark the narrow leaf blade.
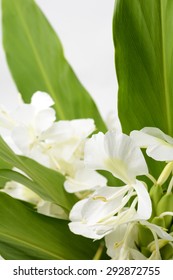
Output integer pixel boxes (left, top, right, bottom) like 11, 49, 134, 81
114, 0, 173, 136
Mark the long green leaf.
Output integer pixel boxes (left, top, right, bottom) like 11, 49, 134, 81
114, 0, 173, 136
2, 0, 106, 132
0, 136, 77, 211
0, 192, 99, 260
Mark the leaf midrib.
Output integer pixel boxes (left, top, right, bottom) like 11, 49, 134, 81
14, 1, 65, 119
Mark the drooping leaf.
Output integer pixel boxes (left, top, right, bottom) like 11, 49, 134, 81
114, 0, 173, 137
2, 0, 106, 132
0, 136, 77, 211
0, 192, 99, 260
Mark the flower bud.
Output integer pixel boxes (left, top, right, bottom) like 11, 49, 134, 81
156, 193, 173, 228
138, 224, 153, 247
160, 244, 173, 260
149, 185, 163, 217
157, 162, 173, 186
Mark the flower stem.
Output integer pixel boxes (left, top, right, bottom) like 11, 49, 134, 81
93, 242, 104, 260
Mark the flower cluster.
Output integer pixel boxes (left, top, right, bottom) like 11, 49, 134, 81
1, 92, 173, 259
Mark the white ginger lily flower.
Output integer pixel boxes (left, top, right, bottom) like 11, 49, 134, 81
69, 131, 151, 239
42, 118, 106, 193
11, 91, 55, 164
42, 118, 96, 167
130, 127, 173, 161
84, 131, 148, 184
0, 91, 56, 166
1, 91, 104, 194
69, 180, 152, 239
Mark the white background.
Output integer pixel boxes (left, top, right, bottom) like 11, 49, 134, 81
0, 0, 117, 120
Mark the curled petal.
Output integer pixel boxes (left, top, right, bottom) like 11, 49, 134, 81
131, 127, 173, 161
132, 180, 152, 220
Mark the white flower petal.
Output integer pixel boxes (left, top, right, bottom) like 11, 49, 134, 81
132, 180, 152, 220
67, 119, 95, 139
64, 167, 107, 193
68, 222, 103, 239
147, 144, 173, 161
3, 181, 40, 204
105, 131, 148, 182
0, 105, 15, 129
105, 224, 127, 259
131, 127, 173, 161
29, 146, 51, 167
84, 132, 111, 170
82, 186, 131, 224
37, 201, 68, 219
31, 91, 54, 110
11, 125, 33, 154
142, 127, 173, 144
35, 108, 56, 133
85, 131, 148, 184
129, 249, 147, 260
69, 185, 133, 238
11, 104, 35, 125
43, 119, 95, 143
42, 119, 95, 162
105, 110, 122, 132
105, 223, 139, 260
69, 199, 88, 222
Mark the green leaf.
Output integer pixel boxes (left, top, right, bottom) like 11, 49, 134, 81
0, 177, 8, 189
0, 136, 77, 211
2, 0, 106, 132
0, 192, 99, 260
0, 159, 12, 188
114, 0, 173, 136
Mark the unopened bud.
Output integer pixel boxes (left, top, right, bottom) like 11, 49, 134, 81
156, 193, 173, 228
160, 244, 173, 260
157, 162, 173, 186
138, 224, 153, 247
149, 185, 163, 218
